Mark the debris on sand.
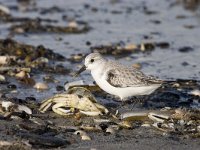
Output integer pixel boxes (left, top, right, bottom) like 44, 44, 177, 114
39, 87, 108, 116
10, 20, 90, 34
90, 41, 170, 57
0, 38, 69, 77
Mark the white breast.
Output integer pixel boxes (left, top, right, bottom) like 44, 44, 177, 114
91, 69, 160, 100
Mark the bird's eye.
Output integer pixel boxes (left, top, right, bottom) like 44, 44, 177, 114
90, 59, 94, 63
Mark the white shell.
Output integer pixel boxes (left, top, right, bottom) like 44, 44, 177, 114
34, 82, 49, 90
0, 4, 10, 14
18, 105, 32, 114
74, 130, 91, 140
1, 101, 14, 111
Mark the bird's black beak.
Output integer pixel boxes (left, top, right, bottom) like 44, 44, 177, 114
73, 65, 86, 77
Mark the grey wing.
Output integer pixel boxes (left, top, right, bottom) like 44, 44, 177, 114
106, 67, 162, 88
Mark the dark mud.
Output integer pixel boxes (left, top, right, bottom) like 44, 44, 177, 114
0, 0, 200, 149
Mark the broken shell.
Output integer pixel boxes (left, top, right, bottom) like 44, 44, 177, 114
18, 105, 32, 115
0, 56, 16, 65
0, 74, 6, 82
64, 80, 84, 91
189, 89, 200, 96
30, 117, 47, 126
0, 141, 13, 146
141, 122, 151, 127
152, 122, 165, 131
120, 112, 148, 121
197, 126, 200, 132
93, 119, 111, 124
15, 71, 26, 79
118, 120, 132, 128
178, 120, 185, 126
0, 4, 10, 14
34, 82, 49, 90
32, 57, 49, 65
132, 63, 141, 69
140, 43, 145, 51
172, 109, 187, 120
74, 130, 91, 141
152, 122, 174, 132
1, 101, 32, 114
80, 125, 102, 131
68, 21, 78, 28
106, 125, 117, 134
148, 112, 170, 123
124, 44, 137, 50
1, 101, 14, 111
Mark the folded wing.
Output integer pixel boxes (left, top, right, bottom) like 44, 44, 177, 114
106, 66, 162, 88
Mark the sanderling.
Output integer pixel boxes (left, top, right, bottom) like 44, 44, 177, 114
75, 52, 162, 101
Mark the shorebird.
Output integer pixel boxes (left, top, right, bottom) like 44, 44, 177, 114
74, 53, 162, 101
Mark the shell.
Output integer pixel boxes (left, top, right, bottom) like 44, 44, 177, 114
148, 112, 170, 123
74, 130, 91, 141
120, 112, 148, 121
34, 82, 49, 90
1, 101, 14, 111
17, 105, 32, 114
0, 74, 6, 82
39, 87, 108, 116
64, 80, 84, 91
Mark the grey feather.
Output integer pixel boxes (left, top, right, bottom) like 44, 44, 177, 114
104, 61, 162, 88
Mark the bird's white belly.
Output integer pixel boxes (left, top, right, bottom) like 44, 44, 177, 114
91, 71, 160, 100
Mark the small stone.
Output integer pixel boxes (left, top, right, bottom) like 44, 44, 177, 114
197, 126, 200, 132
132, 63, 141, 69
86, 41, 91, 46
25, 97, 36, 101
68, 21, 78, 28
0, 75, 6, 82
125, 44, 137, 50
182, 62, 189, 66
156, 42, 170, 49
15, 71, 26, 79
179, 46, 193, 53
190, 89, 200, 96
56, 85, 64, 91
7, 84, 17, 89
34, 82, 49, 90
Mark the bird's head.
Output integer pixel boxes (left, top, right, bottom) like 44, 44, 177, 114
74, 52, 104, 76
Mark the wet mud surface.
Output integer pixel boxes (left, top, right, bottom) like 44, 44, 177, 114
0, 0, 200, 149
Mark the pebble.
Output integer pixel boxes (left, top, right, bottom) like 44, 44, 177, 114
25, 97, 36, 101
68, 21, 78, 28
0, 74, 6, 82
132, 63, 142, 69
7, 84, 17, 89
179, 46, 193, 53
34, 82, 49, 90
56, 85, 64, 91
15, 71, 26, 79
86, 41, 91, 46
189, 89, 200, 96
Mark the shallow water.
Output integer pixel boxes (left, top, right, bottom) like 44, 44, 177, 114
1, 0, 200, 82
